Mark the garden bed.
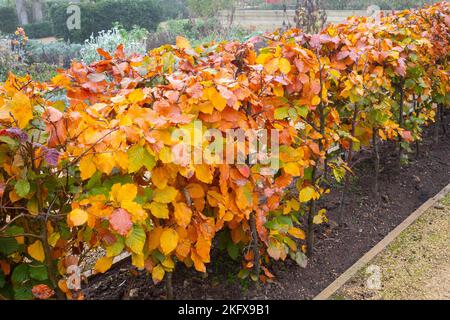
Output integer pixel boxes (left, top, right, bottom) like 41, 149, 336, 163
83, 126, 450, 300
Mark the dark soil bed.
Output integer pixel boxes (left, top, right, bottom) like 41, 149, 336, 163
83, 124, 450, 300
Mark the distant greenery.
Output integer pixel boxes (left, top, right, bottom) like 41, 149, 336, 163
187, 0, 235, 17
47, 0, 163, 43
244, 0, 441, 10
23, 22, 53, 39
0, 6, 18, 33
80, 24, 148, 65
25, 39, 82, 67
157, 18, 256, 47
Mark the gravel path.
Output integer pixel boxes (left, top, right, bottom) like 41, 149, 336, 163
333, 194, 450, 300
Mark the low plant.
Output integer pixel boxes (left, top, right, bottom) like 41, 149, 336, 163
80, 25, 148, 65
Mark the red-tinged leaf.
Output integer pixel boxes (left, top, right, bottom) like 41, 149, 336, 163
109, 208, 132, 236
400, 130, 413, 142
97, 48, 112, 60
32, 284, 55, 300
237, 164, 250, 178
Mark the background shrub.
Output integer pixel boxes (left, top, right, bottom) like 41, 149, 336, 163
23, 22, 54, 39
25, 39, 82, 67
0, 6, 19, 34
47, 0, 163, 43
80, 25, 148, 65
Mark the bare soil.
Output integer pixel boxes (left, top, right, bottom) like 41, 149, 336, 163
83, 122, 450, 300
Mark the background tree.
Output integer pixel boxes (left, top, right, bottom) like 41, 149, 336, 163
294, 0, 327, 33
15, 0, 28, 24
31, 0, 44, 22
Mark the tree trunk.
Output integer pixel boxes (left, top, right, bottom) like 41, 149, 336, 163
15, 0, 29, 25
32, 0, 44, 23
165, 272, 174, 300
434, 104, 440, 145
397, 84, 404, 172
338, 103, 359, 223
249, 212, 261, 281
372, 128, 380, 197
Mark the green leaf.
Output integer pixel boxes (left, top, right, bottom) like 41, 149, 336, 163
0, 270, 5, 288
15, 179, 30, 197
11, 264, 29, 286
0, 237, 19, 255
226, 242, 239, 260
152, 250, 165, 263
125, 225, 146, 255
13, 285, 33, 300
277, 215, 293, 227
85, 171, 102, 190
295, 105, 309, 118
29, 263, 48, 281
0, 136, 18, 148
6, 225, 24, 236
274, 106, 290, 120
127, 145, 156, 173
106, 237, 125, 257
237, 269, 250, 279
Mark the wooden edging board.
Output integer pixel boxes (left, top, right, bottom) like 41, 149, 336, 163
313, 182, 450, 300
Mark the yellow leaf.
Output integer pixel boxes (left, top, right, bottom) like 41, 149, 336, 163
311, 96, 321, 106
79, 155, 96, 180
158, 146, 172, 164
265, 57, 279, 74
195, 164, 213, 184
48, 232, 60, 247
206, 87, 227, 111
288, 227, 306, 240
114, 151, 129, 170
160, 228, 179, 255
95, 153, 114, 174
151, 167, 168, 189
273, 85, 284, 97
94, 256, 113, 273
147, 226, 163, 251
28, 240, 45, 262
11, 92, 33, 129
299, 186, 315, 203
128, 89, 145, 103
131, 253, 145, 269
110, 183, 137, 205
313, 209, 328, 224
149, 201, 169, 219
284, 162, 301, 176
68, 208, 88, 226
279, 58, 291, 74
161, 257, 175, 270
152, 264, 165, 284
121, 201, 147, 222
173, 202, 192, 228
176, 36, 191, 49
153, 186, 178, 203
289, 199, 300, 211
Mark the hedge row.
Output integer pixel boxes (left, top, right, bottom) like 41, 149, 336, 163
23, 22, 54, 39
47, 0, 164, 43
1, 0, 176, 42
0, 6, 18, 34
0, 2, 448, 300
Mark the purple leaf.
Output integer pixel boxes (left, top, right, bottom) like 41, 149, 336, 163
44, 148, 60, 166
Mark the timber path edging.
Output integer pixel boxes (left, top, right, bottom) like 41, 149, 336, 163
313, 182, 450, 300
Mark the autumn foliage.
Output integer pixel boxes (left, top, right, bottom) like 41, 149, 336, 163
0, 2, 449, 299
